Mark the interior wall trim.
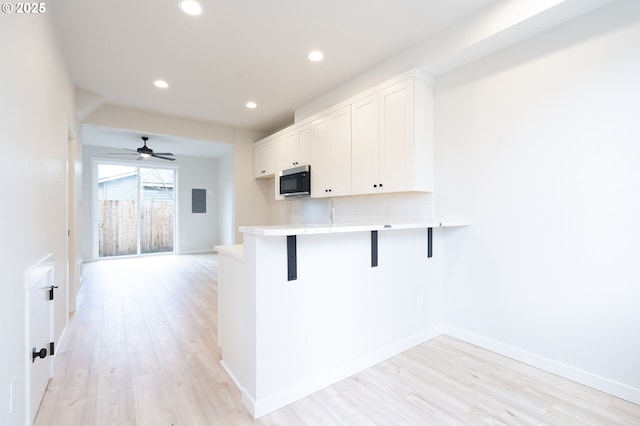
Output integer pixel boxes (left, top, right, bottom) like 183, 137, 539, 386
442, 326, 640, 406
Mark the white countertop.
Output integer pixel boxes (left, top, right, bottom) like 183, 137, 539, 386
239, 222, 468, 236
214, 244, 244, 260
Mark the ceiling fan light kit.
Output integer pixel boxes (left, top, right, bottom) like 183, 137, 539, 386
108, 136, 176, 161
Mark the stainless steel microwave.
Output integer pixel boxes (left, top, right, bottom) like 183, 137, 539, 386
279, 165, 311, 197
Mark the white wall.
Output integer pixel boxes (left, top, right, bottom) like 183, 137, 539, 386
435, 0, 640, 402
233, 129, 272, 243
178, 155, 219, 253
81, 145, 224, 257
0, 14, 77, 426
217, 152, 235, 245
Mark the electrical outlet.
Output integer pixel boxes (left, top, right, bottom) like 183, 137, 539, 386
302, 331, 310, 348
417, 295, 424, 311
9, 377, 16, 414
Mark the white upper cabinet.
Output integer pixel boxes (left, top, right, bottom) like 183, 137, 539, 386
352, 75, 434, 195
273, 123, 311, 200
310, 105, 352, 198
351, 93, 381, 195
381, 77, 433, 193
284, 123, 310, 168
253, 137, 276, 178
255, 69, 433, 198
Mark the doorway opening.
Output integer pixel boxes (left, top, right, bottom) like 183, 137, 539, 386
96, 162, 176, 258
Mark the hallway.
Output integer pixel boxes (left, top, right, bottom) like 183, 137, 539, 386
33, 254, 260, 425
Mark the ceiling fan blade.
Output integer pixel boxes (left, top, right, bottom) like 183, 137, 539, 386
151, 154, 175, 161
153, 152, 174, 156
108, 152, 139, 155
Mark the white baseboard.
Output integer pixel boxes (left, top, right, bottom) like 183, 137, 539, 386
443, 326, 640, 405
221, 360, 259, 418
247, 325, 446, 419
220, 360, 243, 391
178, 249, 215, 255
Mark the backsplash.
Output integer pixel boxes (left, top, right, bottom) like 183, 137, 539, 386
270, 192, 435, 225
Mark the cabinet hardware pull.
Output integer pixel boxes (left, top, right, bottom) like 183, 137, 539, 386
49, 285, 59, 300
32, 347, 47, 363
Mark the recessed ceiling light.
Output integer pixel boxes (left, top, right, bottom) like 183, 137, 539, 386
308, 51, 324, 62
154, 80, 169, 89
246, 101, 257, 109
179, 0, 202, 16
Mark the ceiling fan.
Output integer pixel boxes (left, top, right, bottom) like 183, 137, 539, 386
108, 136, 175, 161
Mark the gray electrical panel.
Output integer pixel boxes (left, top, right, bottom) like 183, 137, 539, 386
192, 188, 206, 213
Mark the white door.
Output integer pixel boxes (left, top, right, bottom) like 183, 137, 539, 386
25, 254, 55, 425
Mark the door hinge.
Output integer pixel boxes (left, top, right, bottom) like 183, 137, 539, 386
50, 342, 55, 356
49, 285, 59, 301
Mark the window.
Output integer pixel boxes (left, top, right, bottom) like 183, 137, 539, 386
95, 162, 176, 257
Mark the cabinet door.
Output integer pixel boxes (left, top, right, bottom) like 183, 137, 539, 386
284, 130, 298, 168
351, 93, 380, 195
310, 115, 331, 196
330, 106, 352, 196
273, 135, 287, 199
254, 141, 265, 178
380, 79, 414, 192
284, 123, 311, 167
296, 123, 311, 166
310, 105, 351, 197
254, 139, 275, 178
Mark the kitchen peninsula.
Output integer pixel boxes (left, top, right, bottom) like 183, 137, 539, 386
215, 222, 465, 418
213, 67, 461, 418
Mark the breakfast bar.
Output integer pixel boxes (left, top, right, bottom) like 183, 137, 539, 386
215, 222, 464, 418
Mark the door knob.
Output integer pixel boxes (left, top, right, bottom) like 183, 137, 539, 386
32, 347, 47, 363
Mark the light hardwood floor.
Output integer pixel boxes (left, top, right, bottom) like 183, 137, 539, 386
34, 253, 640, 425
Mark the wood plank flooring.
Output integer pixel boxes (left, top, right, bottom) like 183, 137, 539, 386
34, 253, 640, 425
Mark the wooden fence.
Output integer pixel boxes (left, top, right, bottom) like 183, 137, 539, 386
99, 200, 174, 257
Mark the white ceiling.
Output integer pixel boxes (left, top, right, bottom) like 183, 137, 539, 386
82, 125, 233, 159
51, 0, 499, 134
